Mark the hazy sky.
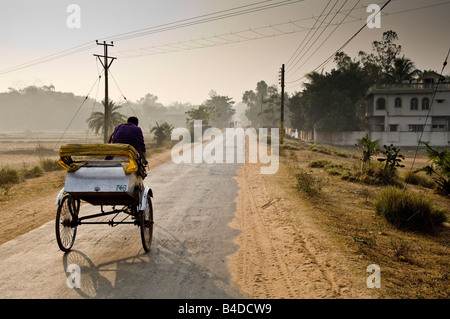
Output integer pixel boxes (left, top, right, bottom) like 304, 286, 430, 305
1, 0, 449, 106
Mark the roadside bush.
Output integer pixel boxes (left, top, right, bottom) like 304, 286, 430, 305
295, 169, 321, 197
417, 142, 450, 196
404, 171, 435, 189
308, 159, 350, 176
374, 186, 447, 233
308, 159, 332, 168
21, 166, 44, 179
0, 167, 20, 186
40, 158, 62, 172
343, 161, 403, 186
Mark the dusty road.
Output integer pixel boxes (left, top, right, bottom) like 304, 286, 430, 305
0, 142, 244, 298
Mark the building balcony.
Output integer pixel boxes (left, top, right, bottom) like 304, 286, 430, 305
368, 83, 450, 94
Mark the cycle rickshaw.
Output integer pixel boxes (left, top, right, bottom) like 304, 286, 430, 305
54, 143, 153, 252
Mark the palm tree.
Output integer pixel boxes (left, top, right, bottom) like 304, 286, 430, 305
357, 134, 380, 164
390, 55, 421, 83
86, 100, 126, 140
150, 121, 174, 146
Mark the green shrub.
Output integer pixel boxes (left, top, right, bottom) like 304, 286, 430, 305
374, 187, 447, 233
417, 141, 450, 196
295, 169, 321, 197
308, 159, 332, 168
21, 166, 44, 179
403, 171, 435, 189
343, 161, 403, 186
40, 158, 62, 172
0, 167, 20, 186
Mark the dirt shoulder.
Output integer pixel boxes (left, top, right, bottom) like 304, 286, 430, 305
229, 140, 449, 299
229, 160, 376, 298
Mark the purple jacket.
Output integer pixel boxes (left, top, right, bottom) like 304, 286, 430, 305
111, 123, 146, 154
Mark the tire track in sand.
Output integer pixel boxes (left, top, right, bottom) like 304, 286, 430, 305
229, 162, 348, 298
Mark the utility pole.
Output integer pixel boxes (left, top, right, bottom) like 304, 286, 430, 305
279, 64, 285, 144
94, 41, 116, 143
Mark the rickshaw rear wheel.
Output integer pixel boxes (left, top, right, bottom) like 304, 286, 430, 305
140, 194, 153, 252
56, 194, 79, 252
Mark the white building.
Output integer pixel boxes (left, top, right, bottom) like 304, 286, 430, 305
310, 72, 450, 147
366, 72, 450, 146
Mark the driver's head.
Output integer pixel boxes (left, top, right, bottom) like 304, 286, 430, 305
127, 116, 139, 126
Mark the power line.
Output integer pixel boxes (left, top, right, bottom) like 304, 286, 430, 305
102, 0, 306, 43
286, 0, 392, 87
286, 0, 339, 73
288, 0, 360, 79
285, 0, 450, 88
404, 48, 450, 190
286, 0, 333, 67
53, 71, 104, 150
0, 0, 305, 76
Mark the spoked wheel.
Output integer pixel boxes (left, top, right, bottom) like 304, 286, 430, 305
56, 194, 79, 252
140, 194, 154, 252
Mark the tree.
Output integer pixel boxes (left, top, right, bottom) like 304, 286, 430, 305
418, 141, 450, 196
243, 81, 282, 128
357, 134, 380, 164
358, 30, 403, 84
390, 55, 421, 83
150, 121, 174, 146
288, 62, 369, 133
185, 104, 216, 127
86, 100, 126, 136
204, 92, 235, 128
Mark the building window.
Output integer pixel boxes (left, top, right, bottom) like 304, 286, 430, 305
390, 124, 398, 132
376, 98, 386, 110
395, 97, 402, 108
410, 98, 418, 110
422, 98, 430, 110
409, 124, 423, 132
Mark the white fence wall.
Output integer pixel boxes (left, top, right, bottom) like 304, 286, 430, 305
312, 130, 450, 147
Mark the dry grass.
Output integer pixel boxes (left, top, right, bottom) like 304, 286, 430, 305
279, 139, 450, 299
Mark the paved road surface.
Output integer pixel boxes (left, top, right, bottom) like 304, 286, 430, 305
0, 141, 243, 298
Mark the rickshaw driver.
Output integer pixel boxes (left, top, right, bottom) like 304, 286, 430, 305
108, 116, 148, 168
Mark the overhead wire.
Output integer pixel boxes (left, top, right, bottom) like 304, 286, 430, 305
0, 0, 304, 75
288, 0, 360, 79
102, 0, 306, 43
285, 0, 392, 88
286, 0, 333, 68
286, 0, 338, 73
404, 48, 450, 191
53, 69, 105, 150
285, 0, 450, 89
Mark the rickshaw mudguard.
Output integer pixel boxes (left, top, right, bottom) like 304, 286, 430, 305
55, 188, 65, 206
139, 186, 153, 211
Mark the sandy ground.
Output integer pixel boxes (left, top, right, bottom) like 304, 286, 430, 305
228, 160, 375, 298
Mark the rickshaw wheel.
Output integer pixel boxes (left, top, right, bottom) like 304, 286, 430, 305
56, 194, 78, 252
140, 194, 153, 252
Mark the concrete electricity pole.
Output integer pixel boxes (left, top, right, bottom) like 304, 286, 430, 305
94, 41, 116, 143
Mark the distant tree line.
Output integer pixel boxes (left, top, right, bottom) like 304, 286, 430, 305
241, 30, 447, 133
